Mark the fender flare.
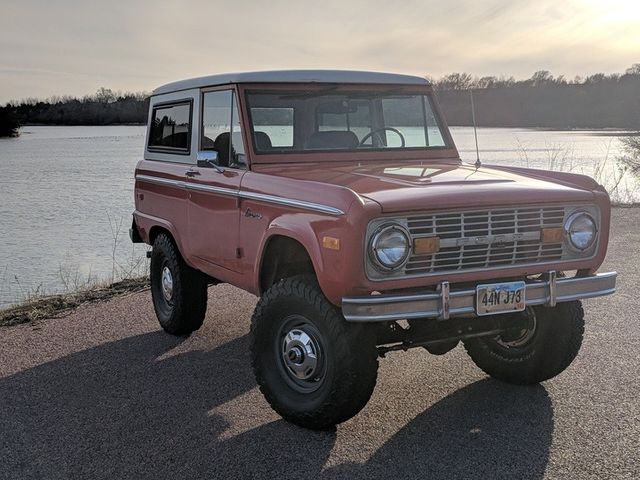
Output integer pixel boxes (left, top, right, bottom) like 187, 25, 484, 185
254, 221, 326, 295
135, 212, 190, 263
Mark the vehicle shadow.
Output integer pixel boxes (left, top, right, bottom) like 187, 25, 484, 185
1, 332, 553, 480
325, 379, 554, 480
1, 331, 335, 480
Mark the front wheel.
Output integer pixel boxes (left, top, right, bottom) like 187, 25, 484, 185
251, 276, 379, 430
463, 301, 585, 384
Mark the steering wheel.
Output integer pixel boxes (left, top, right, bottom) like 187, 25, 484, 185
358, 127, 406, 148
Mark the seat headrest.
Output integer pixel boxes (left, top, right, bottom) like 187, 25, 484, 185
213, 132, 231, 166
306, 130, 359, 150
254, 131, 273, 151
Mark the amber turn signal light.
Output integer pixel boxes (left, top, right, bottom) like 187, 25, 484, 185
541, 227, 564, 244
413, 236, 440, 255
322, 236, 341, 250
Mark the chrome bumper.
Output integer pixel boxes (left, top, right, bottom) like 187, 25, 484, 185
342, 271, 617, 322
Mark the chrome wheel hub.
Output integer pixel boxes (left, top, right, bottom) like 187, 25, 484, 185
161, 266, 174, 302
282, 328, 321, 381
496, 309, 537, 348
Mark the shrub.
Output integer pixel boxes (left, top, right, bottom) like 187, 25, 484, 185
0, 107, 20, 137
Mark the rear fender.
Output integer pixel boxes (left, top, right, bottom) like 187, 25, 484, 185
134, 212, 190, 263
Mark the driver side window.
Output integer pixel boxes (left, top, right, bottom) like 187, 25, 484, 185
201, 90, 246, 169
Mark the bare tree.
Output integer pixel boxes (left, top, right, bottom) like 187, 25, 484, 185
529, 70, 554, 86
619, 134, 640, 177
625, 64, 640, 76
435, 73, 474, 90
95, 87, 117, 104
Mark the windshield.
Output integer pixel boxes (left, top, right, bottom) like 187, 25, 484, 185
245, 88, 449, 154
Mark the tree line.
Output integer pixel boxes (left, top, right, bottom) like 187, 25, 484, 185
1, 65, 639, 136
0, 88, 150, 137
433, 64, 640, 129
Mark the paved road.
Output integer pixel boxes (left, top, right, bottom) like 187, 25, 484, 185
1, 208, 638, 480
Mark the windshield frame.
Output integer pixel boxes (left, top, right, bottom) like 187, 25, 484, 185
237, 83, 459, 165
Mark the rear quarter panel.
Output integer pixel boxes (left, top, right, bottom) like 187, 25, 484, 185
134, 89, 200, 262
134, 160, 190, 256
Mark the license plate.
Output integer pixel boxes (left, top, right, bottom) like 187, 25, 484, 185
476, 281, 526, 316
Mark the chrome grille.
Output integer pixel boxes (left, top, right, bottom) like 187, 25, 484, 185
404, 206, 566, 275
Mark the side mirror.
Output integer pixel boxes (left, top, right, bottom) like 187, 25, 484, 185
196, 150, 224, 172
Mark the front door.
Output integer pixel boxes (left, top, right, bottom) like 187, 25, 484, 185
186, 89, 247, 272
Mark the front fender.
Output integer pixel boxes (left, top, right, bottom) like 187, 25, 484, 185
245, 197, 383, 305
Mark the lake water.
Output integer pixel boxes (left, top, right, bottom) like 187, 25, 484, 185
0, 126, 636, 307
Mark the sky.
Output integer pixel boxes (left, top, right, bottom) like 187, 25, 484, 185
1, 0, 639, 103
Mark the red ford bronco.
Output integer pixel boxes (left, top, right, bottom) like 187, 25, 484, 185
131, 70, 617, 429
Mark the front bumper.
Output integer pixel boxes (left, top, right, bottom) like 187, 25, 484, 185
342, 271, 617, 322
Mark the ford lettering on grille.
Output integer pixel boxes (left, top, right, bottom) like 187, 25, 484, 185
452, 231, 540, 248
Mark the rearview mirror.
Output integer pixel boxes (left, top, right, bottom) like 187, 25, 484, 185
317, 100, 358, 114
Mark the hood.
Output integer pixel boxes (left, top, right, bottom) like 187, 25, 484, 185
254, 160, 596, 213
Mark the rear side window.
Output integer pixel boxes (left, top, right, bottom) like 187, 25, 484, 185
148, 101, 192, 153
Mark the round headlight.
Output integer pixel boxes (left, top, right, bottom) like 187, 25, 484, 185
370, 224, 410, 270
565, 212, 597, 251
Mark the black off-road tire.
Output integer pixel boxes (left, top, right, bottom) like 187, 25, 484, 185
463, 301, 585, 384
251, 275, 379, 430
150, 233, 208, 335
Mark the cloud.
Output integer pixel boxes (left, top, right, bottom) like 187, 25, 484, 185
1, 0, 638, 102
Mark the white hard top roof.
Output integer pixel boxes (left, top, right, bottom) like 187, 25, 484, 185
152, 69, 429, 95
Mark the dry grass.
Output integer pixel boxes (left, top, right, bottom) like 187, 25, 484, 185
0, 212, 151, 327
0, 211, 151, 320
0, 277, 149, 327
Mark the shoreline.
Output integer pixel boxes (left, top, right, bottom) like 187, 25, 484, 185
0, 277, 148, 327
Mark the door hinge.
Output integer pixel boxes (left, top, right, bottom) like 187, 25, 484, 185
236, 247, 243, 259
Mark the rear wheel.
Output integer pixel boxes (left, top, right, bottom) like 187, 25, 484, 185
251, 276, 378, 430
150, 233, 208, 335
463, 301, 585, 384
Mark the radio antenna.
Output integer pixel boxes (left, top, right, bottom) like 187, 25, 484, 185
470, 90, 481, 169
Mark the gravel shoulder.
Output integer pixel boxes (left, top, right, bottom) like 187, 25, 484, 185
1, 208, 638, 480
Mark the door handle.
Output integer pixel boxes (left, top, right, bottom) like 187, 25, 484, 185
185, 170, 201, 177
